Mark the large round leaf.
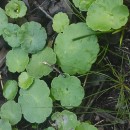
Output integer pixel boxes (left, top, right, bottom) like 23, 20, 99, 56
19, 21, 47, 54
6, 48, 29, 73
0, 100, 22, 125
54, 22, 99, 75
26, 47, 56, 78
51, 75, 84, 108
51, 110, 80, 130
2, 23, 21, 47
18, 79, 52, 123
5, 0, 27, 18
0, 8, 8, 35
86, 0, 129, 31
0, 119, 12, 130
3, 80, 18, 100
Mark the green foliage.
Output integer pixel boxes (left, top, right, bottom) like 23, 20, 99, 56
5, 0, 27, 18
0, 119, 12, 130
44, 127, 55, 130
19, 21, 47, 54
52, 12, 70, 33
18, 79, 52, 123
54, 22, 99, 75
72, 0, 96, 11
18, 72, 34, 89
51, 75, 84, 108
0, 8, 8, 35
76, 122, 98, 130
86, 0, 129, 31
27, 47, 56, 78
6, 48, 29, 73
2, 23, 21, 47
51, 110, 80, 130
3, 80, 18, 100
0, 100, 22, 125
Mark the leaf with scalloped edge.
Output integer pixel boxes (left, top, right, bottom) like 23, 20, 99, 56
0, 119, 12, 130
0, 100, 22, 125
86, 0, 129, 31
3, 80, 18, 100
18, 79, 53, 123
51, 75, 84, 108
26, 47, 56, 78
54, 22, 99, 75
2, 23, 21, 47
5, 0, 27, 18
18, 21, 47, 54
52, 12, 70, 33
51, 110, 80, 130
18, 72, 34, 89
6, 48, 29, 73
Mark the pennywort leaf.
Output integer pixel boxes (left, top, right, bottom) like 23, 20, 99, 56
5, 0, 27, 18
0, 119, 12, 130
6, 48, 29, 73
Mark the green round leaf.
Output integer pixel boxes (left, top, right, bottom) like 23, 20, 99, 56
44, 127, 55, 130
54, 22, 99, 75
51, 110, 80, 130
0, 8, 8, 35
51, 75, 84, 108
18, 72, 34, 89
2, 23, 21, 47
18, 79, 53, 123
3, 80, 18, 100
26, 47, 56, 78
76, 122, 98, 130
86, 0, 129, 31
0, 119, 12, 130
6, 48, 29, 73
0, 100, 22, 125
19, 21, 47, 54
52, 12, 70, 33
5, 0, 27, 18
72, 0, 96, 11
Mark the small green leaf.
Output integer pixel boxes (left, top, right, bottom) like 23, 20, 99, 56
0, 100, 22, 125
0, 119, 12, 130
54, 22, 99, 75
18, 72, 34, 89
0, 8, 8, 35
2, 23, 21, 47
52, 12, 70, 33
18, 79, 53, 123
19, 21, 47, 54
44, 127, 55, 130
3, 80, 18, 100
51, 110, 80, 130
5, 0, 27, 18
6, 48, 29, 73
51, 75, 84, 108
76, 122, 98, 130
26, 47, 56, 78
86, 0, 129, 31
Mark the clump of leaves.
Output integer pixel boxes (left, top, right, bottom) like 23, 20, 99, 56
3, 80, 18, 100
86, 0, 129, 31
0, 8, 8, 35
72, 0, 96, 11
51, 110, 80, 130
0, 100, 22, 125
18, 79, 52, 123
6, 48, 29, 73
19, 21, 47, 54
5, 0, 27, 18
51, 75, 84, 108
54, 22, 99, 75
52, 12, 70, 33
0, 119, 12, 130
27, 47, 56, 78
18, 72, 34, 89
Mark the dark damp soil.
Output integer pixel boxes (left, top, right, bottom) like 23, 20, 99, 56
0, 0, 130, 130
